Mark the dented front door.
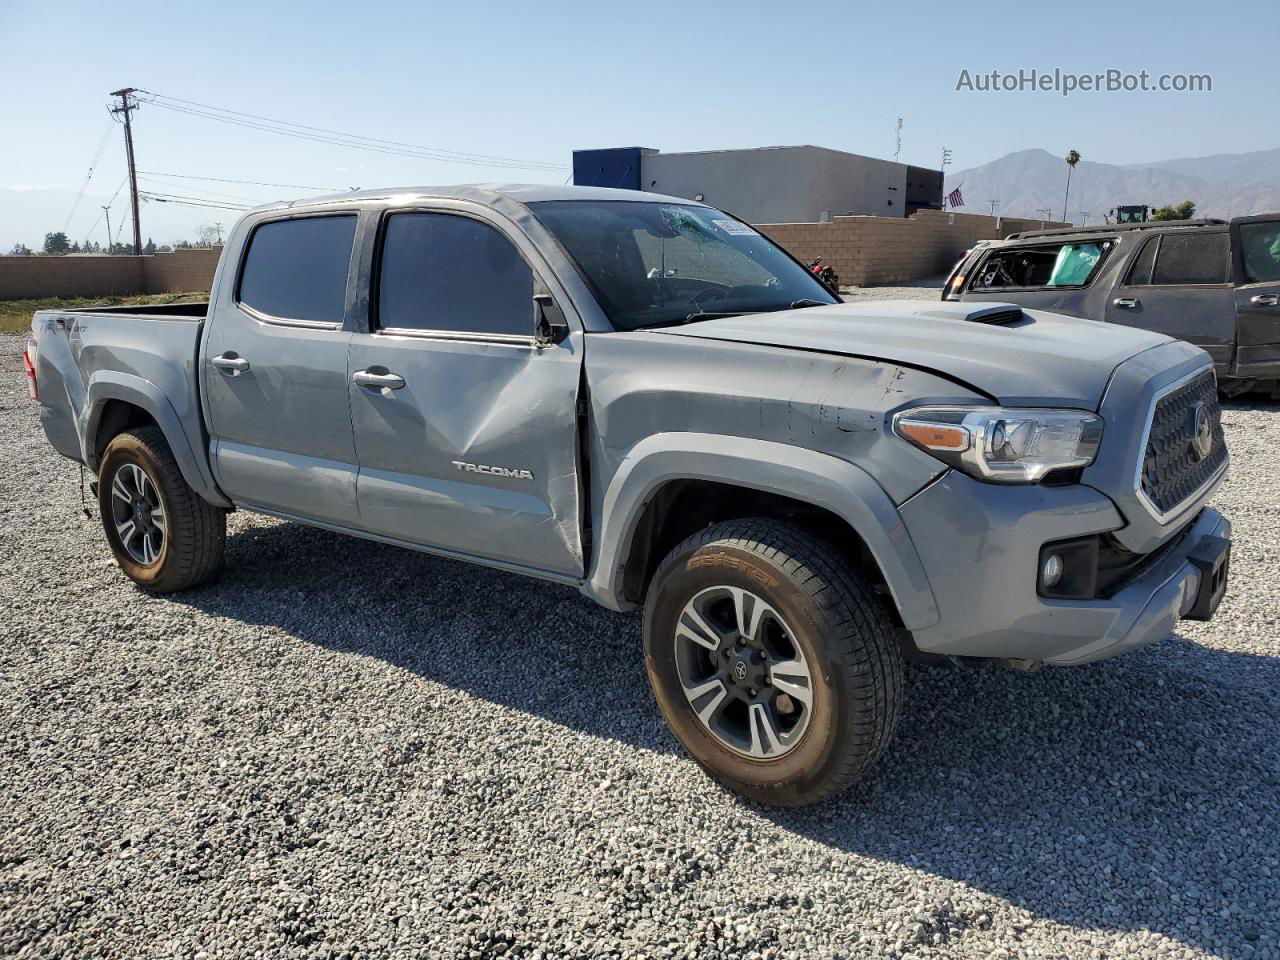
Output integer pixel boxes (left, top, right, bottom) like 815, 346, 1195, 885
347, 333, 584, 576
347, 208, 584, 577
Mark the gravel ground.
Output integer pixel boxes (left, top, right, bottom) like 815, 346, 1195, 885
2, 327, 1278, 960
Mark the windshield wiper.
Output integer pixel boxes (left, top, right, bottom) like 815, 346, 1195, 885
790, 298, 832, 309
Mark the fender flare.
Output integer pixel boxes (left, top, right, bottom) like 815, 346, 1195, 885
581, 432, 940, 630
81, 371, 231, 509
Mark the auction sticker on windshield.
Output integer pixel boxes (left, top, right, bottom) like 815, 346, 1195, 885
713, 219, 759, 236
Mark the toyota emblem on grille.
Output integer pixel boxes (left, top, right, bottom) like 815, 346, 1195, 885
1190, 402, 1213, 460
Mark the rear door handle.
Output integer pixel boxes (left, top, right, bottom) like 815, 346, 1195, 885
211, 353, 250, 374
352, 369, 406, 390
1251, 294, 1280, 307
1113, 297, 1140, 309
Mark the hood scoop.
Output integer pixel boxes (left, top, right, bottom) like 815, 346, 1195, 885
915, 304, 1026, 326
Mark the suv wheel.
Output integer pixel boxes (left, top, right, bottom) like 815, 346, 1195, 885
643, 518, 902, 806
98, 426, 226, 593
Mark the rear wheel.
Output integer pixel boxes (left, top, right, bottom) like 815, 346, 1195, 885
98, 426, 226, 593
643, 519, 902, 806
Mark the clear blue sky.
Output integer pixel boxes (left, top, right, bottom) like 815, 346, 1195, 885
1, 0, 1275, 248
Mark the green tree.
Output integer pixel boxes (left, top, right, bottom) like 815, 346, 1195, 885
1152, 200, 1197, 221
1062, 149, 1081, 221
144, 237, 157, 255
42, 231, 71, 255
8, 242, 33, 256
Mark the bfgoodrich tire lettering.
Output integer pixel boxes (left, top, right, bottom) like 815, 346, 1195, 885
643, 518, 903, 806
98, 426, 226, 593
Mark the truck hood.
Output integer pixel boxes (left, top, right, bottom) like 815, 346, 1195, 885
657, 301, 1173, 409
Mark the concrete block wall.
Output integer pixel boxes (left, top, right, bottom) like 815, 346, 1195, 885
0, 255, 145, 299
757, 210, 1068, 286
0, 247, 222, 300
141, 247, 223, 295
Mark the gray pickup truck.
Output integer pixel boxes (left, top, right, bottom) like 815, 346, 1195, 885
26, 185, 1232, 806
945, 216, 1280, 396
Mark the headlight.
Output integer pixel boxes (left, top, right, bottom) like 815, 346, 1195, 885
893, 406, 1103, 483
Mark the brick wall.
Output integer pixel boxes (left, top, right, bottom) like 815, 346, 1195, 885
0, 247, 222, 300
757, 209, 1070, 286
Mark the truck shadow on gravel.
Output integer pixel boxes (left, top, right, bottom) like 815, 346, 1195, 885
177, 518, 1279, 957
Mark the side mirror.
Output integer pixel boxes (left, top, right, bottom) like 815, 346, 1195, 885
533, 293, 569, 347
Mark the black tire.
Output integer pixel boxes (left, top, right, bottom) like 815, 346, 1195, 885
98, 426, 226, 593
643, 518, 902, 806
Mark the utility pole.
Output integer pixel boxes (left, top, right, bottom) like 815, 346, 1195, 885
102, 205, 113, 254
214, 222, 223, 244
109, 88, 143, 256
987, 199, 999, 216
894, 118, 903, 163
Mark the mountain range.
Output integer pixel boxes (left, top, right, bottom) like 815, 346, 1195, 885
944, 147, 1280, 224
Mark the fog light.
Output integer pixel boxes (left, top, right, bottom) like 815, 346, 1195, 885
1042, 554, 1064, 588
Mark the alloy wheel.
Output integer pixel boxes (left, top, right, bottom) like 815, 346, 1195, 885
109, 462, 166, 566
673, 585, 813, 759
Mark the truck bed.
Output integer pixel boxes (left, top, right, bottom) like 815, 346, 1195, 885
30, 303, 213, 490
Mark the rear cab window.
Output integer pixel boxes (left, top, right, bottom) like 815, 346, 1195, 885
969, 239, 1113, 292
1123, 231, 1230, 286
237, 215, 358, 325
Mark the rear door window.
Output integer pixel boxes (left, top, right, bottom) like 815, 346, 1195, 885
1124, 237, 1159, 286
1239, 222, 1280, 283
376, 213, 535, 337
1151, 233, 1230, 284
971, 240, 1112, 291
238, 215, 357, 324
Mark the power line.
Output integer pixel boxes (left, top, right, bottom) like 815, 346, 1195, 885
138, 190, 250, 212
135, 90, 568, 171
137, 170, 345, 191
137, 174, 259, 204
62, 118, 115, 233
138, 89, 567, 168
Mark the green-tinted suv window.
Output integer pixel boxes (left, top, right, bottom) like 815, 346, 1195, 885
1240, 222, 1280, 283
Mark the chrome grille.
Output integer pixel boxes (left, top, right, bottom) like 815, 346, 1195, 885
1139, 370, 1226, 516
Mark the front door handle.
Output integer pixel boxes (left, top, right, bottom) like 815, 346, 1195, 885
1251, 294, 1280, 307
1113, 297, 1140, 309
352, 369, 406, 390
211, 353, 250, 374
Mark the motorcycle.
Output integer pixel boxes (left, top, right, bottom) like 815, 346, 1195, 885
808, 257, 840, 291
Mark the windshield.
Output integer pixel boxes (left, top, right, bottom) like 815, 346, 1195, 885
529, 200, 838, 330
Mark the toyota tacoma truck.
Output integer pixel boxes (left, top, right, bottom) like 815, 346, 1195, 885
26, 185, 1232, 806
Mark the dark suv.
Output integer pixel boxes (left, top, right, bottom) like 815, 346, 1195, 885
945, 215, 1280, 395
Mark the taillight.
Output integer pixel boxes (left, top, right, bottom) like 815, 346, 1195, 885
22, 347, 38, 402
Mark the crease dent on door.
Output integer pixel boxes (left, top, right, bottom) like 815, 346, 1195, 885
350, 337, 584, 576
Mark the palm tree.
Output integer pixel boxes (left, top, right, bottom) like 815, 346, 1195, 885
1062, 149, 1081, 222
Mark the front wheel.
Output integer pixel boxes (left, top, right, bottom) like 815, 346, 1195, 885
643, 519, 902, 806
98, 426, 226, 593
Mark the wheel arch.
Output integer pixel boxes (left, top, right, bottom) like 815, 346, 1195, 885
83, 372, 231, 508
582, 433, 940, 630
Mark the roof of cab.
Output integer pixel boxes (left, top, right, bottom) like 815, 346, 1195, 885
248, 183, 703, 214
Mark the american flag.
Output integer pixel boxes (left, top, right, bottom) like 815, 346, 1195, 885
947, 185, 965, 208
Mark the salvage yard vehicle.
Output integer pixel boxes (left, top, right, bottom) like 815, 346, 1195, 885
26, 185, 1232, 806
945, 215, 1280, 396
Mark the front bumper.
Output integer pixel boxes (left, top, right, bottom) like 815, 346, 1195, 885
899, 471, 1230, 666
